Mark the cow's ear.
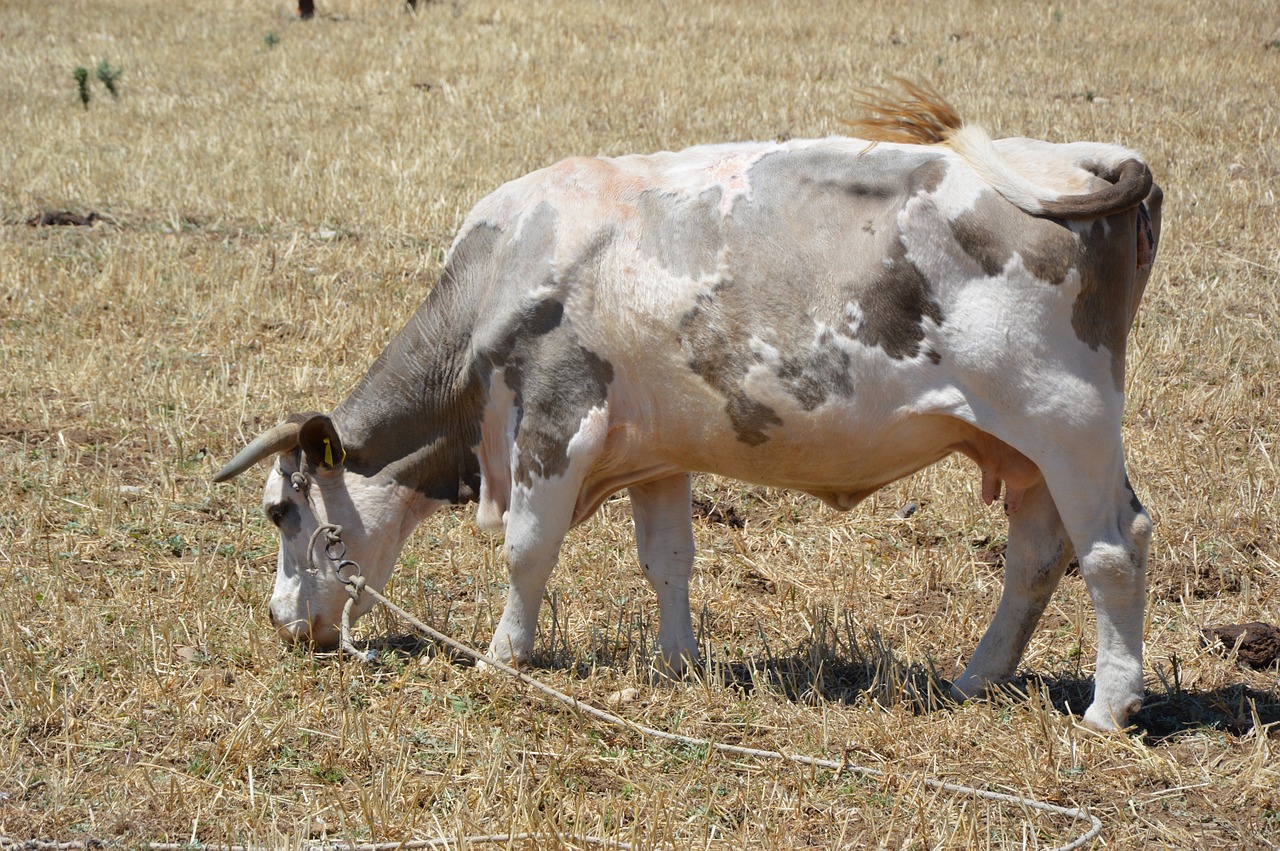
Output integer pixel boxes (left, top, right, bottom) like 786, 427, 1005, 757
298, 414, 346, 472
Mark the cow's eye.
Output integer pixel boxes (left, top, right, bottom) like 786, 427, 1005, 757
265, 503, 290, 527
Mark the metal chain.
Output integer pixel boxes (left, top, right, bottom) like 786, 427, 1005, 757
305, 522, 375, 662
304, 523, 363, 589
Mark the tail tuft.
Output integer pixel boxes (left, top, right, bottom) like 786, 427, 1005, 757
845, 78, 962, 145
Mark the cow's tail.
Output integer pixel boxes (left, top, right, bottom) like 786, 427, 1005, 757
848, 78, 1152, 220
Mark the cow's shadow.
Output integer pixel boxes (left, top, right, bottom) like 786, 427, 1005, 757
1103, 680, 1280, 742
357, 624, 1279, 743
725, 649, 1280, 744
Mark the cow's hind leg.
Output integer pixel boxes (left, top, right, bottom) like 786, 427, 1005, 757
953, 478, 1073, 702
629, 474, 698, 673
1035, 451, 1151, 731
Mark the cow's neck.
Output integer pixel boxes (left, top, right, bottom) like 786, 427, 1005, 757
332, 283, 484, 504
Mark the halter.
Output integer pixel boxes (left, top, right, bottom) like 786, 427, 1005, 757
302, 518, 374, 661
286, 466, 365, 593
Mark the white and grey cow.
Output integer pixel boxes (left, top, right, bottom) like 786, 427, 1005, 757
214, 91, 1161, 732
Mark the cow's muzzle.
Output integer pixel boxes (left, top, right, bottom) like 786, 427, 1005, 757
269, 605, 339, 650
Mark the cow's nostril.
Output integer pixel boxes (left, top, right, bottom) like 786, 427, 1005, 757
268, 606, 280, 629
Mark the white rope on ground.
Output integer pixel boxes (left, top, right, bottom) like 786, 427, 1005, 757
0, 833, 631, 850
347, 585, 1104, 851
0, 538, 1103, 851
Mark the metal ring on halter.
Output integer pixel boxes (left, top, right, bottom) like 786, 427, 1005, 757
306, 523, 347, 577
337, 560, 366, 604
335, 559, 363, 586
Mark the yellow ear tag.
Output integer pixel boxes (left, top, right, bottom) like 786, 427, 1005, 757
323, 437, 334, 467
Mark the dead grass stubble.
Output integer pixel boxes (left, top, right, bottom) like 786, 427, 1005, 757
1, 0, 1278, 848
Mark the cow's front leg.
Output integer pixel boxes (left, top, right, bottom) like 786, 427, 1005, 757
488, 487, 566, 666
488, 406, 609, 667
629, 474, 698, 674
954, 478, 1072, 702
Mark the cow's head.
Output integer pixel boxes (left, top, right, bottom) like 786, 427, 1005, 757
213, 414, 442, 649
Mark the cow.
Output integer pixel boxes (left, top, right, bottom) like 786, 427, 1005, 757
213, 82, 1161, 732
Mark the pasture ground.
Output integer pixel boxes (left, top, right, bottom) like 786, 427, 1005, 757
1, 0, 1278, 848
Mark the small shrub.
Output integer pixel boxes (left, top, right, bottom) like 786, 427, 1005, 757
95, 59, 122, 99
72, 60, 122, 108
73, 66, 90, 109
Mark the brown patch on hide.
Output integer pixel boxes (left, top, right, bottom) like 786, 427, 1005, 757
636, 187, 724, 279
675, 147, 952, 445
853, 239, 945, 360
1071, 213, 1141, 390
949, 191, 1076, 285
679, 282, 784, 447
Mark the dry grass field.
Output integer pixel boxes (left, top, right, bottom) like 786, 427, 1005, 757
2, 0, 1278, 847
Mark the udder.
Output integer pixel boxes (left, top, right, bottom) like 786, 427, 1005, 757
954, 427, 1043, 515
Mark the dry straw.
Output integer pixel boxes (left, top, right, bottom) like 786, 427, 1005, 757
1, 0, 1277, 848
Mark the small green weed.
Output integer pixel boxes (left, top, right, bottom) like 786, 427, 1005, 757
308, 763, 346, 784
72, 60, 122, 108
73, 67, 90, 109
96, 60, 122, 99
186, 752, 214, 779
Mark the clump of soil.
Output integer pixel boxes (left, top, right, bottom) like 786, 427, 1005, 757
1201, 622, 1280, 669
693, 496, 745, 529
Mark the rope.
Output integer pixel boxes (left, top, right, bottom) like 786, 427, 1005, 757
1, 518, 1103, 850
342, 585, 1104, 851
0, 834, 632, 850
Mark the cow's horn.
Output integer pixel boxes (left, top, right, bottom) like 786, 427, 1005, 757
212, 421, 302, 483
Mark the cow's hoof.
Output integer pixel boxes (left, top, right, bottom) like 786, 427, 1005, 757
479, 642, 524, 674
1082, 698, 1142, 733
476, 656, 505, 674
651, 652, 697, 681
949, 674, 987, 703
